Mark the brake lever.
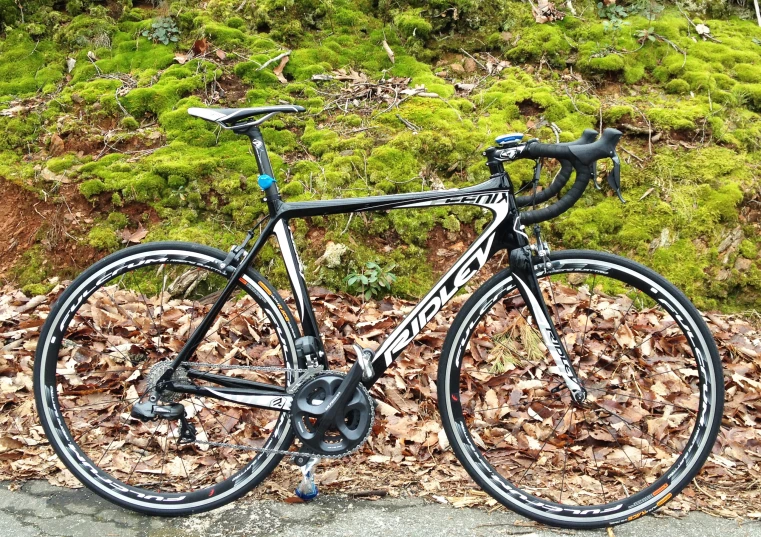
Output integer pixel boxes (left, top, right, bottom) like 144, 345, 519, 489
606, 153, 625, 203
591, 161, 602, 190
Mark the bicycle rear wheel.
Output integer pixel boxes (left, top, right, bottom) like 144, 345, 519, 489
34, 242, 300, 515
438, 250, 723, 529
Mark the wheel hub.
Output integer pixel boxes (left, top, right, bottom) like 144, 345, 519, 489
291, 372, 374, 457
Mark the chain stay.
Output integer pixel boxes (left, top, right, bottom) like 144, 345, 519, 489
178, 362, 373, 460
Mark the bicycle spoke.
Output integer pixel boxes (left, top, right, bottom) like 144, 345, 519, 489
170, 423, 194, 491
131, 274, 162, 352
127, 422, 161, 483
470, 397, 556, 414
574, 274, 596, 364
584, 414, 608, 503
587, 386, 697, 414
516, 406, 571, 487
591, 402, 682, 456
189, 398, 228, 483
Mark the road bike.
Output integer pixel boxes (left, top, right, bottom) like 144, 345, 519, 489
33, 105, 724, 529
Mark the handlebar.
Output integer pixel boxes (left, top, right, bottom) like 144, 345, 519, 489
516, 128, 623, 225
514, 129, 598, 208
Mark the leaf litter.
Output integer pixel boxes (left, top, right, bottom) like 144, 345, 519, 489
0, 281, 759, 521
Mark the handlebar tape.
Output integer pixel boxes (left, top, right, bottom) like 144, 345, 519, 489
519, 129, 622, 224
515, 129, 598, 208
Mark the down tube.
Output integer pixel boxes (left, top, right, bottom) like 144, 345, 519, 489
367, 196, 511, 383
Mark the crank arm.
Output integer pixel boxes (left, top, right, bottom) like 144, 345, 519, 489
509, 246, 587, 403
168, 382, 292, 411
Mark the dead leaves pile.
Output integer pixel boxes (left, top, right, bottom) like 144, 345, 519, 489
1, 282, 761, 519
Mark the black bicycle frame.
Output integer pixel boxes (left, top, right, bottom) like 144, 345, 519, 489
163, 126, 586, 408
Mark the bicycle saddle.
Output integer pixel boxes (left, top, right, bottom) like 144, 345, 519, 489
188, 105, 305, 128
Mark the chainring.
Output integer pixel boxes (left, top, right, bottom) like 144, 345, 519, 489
291, 371, 374, 457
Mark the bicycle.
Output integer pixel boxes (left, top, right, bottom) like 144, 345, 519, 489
33, 104, 724, 529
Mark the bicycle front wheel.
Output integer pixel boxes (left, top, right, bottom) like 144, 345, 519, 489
438, 250, 723, 529
34, 242, 300, 515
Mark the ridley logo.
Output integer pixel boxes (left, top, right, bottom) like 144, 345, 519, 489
378, 233, 496, 367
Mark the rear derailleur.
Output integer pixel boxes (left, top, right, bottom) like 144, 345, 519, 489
131, 398, 197, 445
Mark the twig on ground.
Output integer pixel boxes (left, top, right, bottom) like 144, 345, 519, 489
676, 3, 722, 43
620, 146, 644, 163
459, 48, 487, 71
257, 50, 291, 71
382, 39, 395, 64
396, 114, 420, 133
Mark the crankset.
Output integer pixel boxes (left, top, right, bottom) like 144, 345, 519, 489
290, 371, 374, 457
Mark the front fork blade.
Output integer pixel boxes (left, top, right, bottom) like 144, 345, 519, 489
508, 246, 587, 403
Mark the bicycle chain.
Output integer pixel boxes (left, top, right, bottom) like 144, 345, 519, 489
181, 361, 310, 373
179, 363, 375, 460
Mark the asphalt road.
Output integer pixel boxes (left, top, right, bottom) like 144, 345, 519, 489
1, 480, 759, 537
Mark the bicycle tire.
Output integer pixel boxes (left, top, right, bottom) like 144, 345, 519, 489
438, 250, 723, 529
34, 242, 300, 516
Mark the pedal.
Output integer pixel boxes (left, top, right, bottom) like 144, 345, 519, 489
294, 457, 319, 501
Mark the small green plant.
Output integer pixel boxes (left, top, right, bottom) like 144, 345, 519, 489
141, 17, 180, 45
345, 262, 397, 300
634, 27, 657, 43
597, 2, 628, 23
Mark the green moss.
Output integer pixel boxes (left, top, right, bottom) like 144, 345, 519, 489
394, 10, 432, 40
735, 63, 761, 84
88, 224, 120, 251
0, 29, 64, 97
107, 211, 129, 229
506, 23, 570, 66
11, 245, 48, 289
80, 178, 106, 199
587, 54, 625, 73
740, 239, 758, 259
55, 13, 117, 49
121, 116, 140, 130
46, 154, 77, 174
666, 79, 690, 95
603, 105, 633, 123
22, 282, 52, 296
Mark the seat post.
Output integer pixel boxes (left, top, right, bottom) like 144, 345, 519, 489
245, 127, 275, 177
245, 126, 281, 215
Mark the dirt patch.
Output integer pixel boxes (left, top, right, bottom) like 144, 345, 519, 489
0, 179, 159, 283
517, 100, 544, 117
0, 181, 47, 277
217, 74, 249, 107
